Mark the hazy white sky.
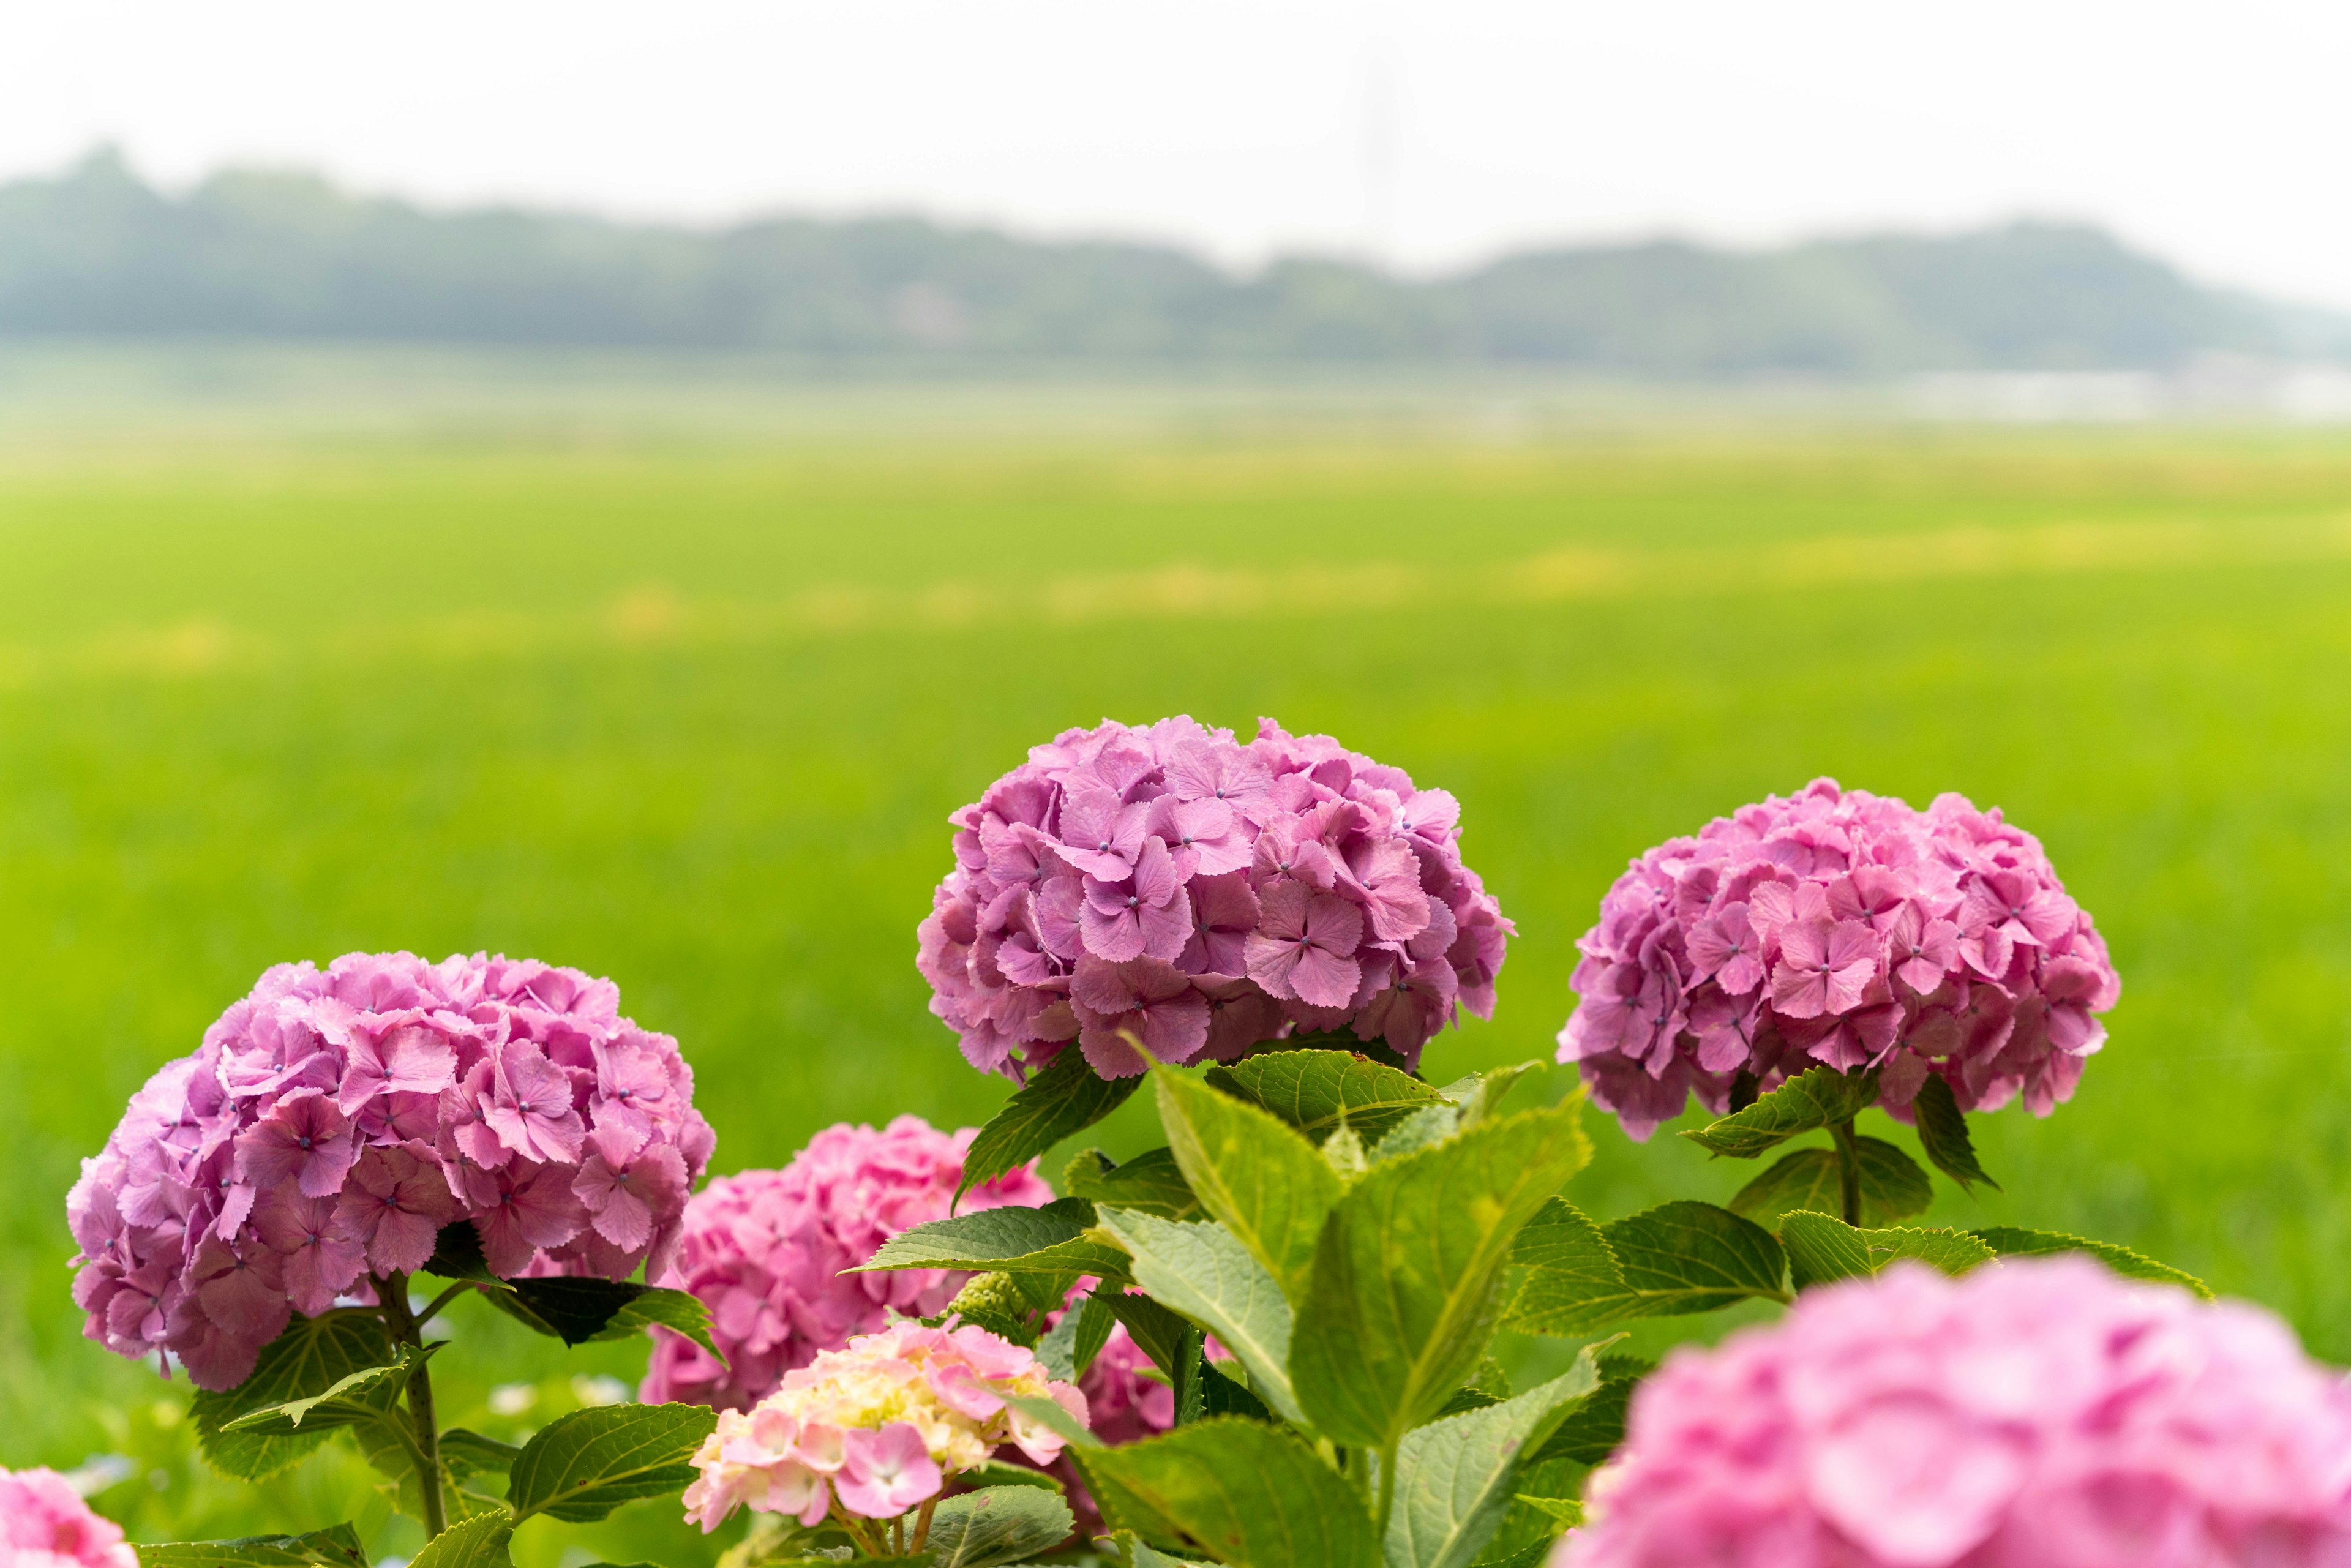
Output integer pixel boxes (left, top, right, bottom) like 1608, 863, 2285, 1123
7, 1, 2350, 306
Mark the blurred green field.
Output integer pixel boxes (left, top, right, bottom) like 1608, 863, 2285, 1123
6, 398, 2351, 1561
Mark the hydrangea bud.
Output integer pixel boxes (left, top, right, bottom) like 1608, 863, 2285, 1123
66, 952, 714, 1389
920, 715, 1512, 1080
1559, 1256, 2351, 1568
1558, 779, 2119, 1139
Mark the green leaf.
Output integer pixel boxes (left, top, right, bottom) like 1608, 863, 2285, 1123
959, 1052, 1144, 1203
439, 1429, 523, 1484
1510, 1497, 1583, 1527
1100, 1290, 1201, 1383
484, 1279, 724, 1362
1911, 1075, 2000, 1193
1433, 1061, 1544, 1130
221, 1346, 429, 1436
1855, 1136, 1934, 1224
1462, 1547, 1550, 1568
1524, 1357, 1652, 1467
190, 1310, 399, 1481
505, 1403, 718, 1523
1322, 1126, 1370, 1182
1292, 1099, 1594, 1449
926, 1486, 1078, 1568
1373, 1105, 1461, 1162
1092, 1208, 1306, 1428
857, 1199, 1131, 1280
137, 1525, 369, 1568
1386, 1358, 1602, 1568
1203, 1049, 1446, 1146
961, 1458, 1068, 1493
1504, 1201, 1787, 1335
1678, 1067, 1881, 1158
1155, 1068, 1344, 1302
1074, 1418, 1376, 1568
421, 1222, 504, 1284
1102, 1530, 1213, 1568
1781, 1211, 1996, 1290
1731, 1139, 1930, 1228
1201, 1361, 1272, 1422
408, 1511, 515, 1568
1970, 1226, 2212, 1298
1067, 1147, 1203, 1220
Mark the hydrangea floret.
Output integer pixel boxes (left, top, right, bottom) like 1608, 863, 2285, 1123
0, 1468, 139, 1568
681, 1321, 1087, 1532
920, 715, 1512, 1079
66, 951, 714, 1389
640, 1117, 1054, 1410
1558, 778, 2120, 1138
1559, 1256, 2351, 1568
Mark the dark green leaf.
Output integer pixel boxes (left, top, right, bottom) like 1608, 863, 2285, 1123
505, 1403, 718, 1523
1505, 1201, 1787, 1335
1155, 1068, 1343, 1302
926, 1487, 1077, 1568
1969, 1226, 2211, 1297
484, 1279, 724, 1362
1201, 1362, 1272, 1422
1066, 1147, 1203, 1220
221, 1346, 428, 1436
1525, 1359, 1651, 1467
190, 1310, 399, 1481
1202, 1049, 1445, 1146
137, 1525, 368, 1568
1781, 1211, 1995, 1290
408, 1511, 514, 1568
1731, 1141, 1930, 1228
1074, 1418, 1375, 1568
1911, 1075, 2000, 1193
439, 1429, 522, 1484
959, 1052, 1144, 1203
857, 1201, 1130, 1280
421, 1222, 504, 1285
1855, 1136, 1934, 1225
1678, 1067, 1881, 1159
1387, 1358, 1602, 1568
1292, 1100, 1593, 1449
1092, 1209, 1305, 1427
1101, 1291, 1199, 1383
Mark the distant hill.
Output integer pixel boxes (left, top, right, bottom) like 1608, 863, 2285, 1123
3, 149, 2343, 373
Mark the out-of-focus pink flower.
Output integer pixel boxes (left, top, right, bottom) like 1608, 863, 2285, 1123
639, 1117, 1052, 1411
67, 953, 714, 1389
1558, 1256, 2351, 1568
1558, 779, 2121, 1139
0, 1466, 139, 1568
921, 716, 1513, 1080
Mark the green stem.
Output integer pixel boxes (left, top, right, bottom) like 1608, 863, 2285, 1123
378, 1273, 448, 1539
1830, 1117, 1863, 1228
413, 1281, 473, 1328
1373, 1440, 1398, 1542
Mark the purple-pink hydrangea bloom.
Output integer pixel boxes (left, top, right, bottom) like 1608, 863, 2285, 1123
919, 716, 1512, 1079
1557, 779, 2119, 1139
639, 1117, 1055, 1411
66, 952, 714, 1390
0, 1467, 138, 1568
1558, 1256, 2351, 1568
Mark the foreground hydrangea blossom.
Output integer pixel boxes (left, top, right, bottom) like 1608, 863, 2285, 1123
66, 952, 715, 1389
639, 1117, 1056, 1409
0, 1468, 138, 1568
1559, 1257, 2351, 1568
681, 1320, 1087, 1527
1558, 779, 2120, 1138
920, 715, 1512, 1079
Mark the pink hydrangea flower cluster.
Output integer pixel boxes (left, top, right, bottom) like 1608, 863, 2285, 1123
1557, 779, 2120, 1139
1559, 1256, 2351, 1568
920, 716, 1512, 1079
66, 952, 715, 1390
0, 1468, 137, 1568
681, 1320, 1087, 1528
639, 1117, 1055, 1410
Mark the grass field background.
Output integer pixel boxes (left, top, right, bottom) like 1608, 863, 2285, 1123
6, 362, 2351, 1562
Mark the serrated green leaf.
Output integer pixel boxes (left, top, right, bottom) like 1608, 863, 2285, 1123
1504, 1201, 1787, 1335
1501, 1198, 1622, 1335
1433, 1061, 1544, 1130
505, 1403, 717, 1523
1092, 1209, 1306, 1427
1732, 1139, 1930, 1228
1782, 1210, 1995, 1289
1678, 1067, 1881, 1158
1373, 1104, 1461, 1162
409, 1510, 514, 1568
960, 1052, 1144, 1203
1525, 1361, 1646, 1468
190, 1310, 399, 1481
960, 1457, 1068, 1493
1066, 1147, 1202, 1220
421, 1222, 504, 1284
1201, 1361, 1272, 1422
1854, 1136, 1933, 1224
857, 1200, 1131, 1280
1203, 1049, 1446, 1146
1912, 1075, 2000, 1193
1510, 1496, 1583, 1526
1293, 1099, 1593, 1449
1862, 1225, 1996, 1275
482, 1278, 724, 1362
137, 1525, 369, 1568
1969, 1226, 2211, 1297
1386, 1356, 1601, 1568
1075, 1419, 1375, 1568
926, 1486, 1078, 1568
1156, 1068, 1343, 1302
222, 1346, 429, 1436
438, 1429, 522, 1484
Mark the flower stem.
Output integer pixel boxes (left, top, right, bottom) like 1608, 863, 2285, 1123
377, 1272, 448, 1539
910, 1498, 938, 1552
1831, 1117, 1863, 1228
